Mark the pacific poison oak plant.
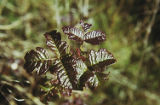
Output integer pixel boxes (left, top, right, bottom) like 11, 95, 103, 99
24, 20, 116, 100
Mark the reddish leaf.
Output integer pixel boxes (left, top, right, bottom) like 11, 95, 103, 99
84, 31, 106, 45
62, 21, 106, 45
79, 71, 99, 89
24, 47, 52, 75
44, 30, 69, 57
62, 26, 84, 43
88, 49, 116, 72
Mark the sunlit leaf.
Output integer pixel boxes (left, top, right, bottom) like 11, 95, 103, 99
24, 47, 52, 75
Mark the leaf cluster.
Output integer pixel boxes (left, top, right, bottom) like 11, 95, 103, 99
24, 20, 116, 97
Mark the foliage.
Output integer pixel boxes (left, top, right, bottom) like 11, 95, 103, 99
24, 21, 116, 101
62, 20, 106, 45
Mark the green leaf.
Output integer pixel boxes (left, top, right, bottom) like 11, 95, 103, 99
24, 47, 52, 75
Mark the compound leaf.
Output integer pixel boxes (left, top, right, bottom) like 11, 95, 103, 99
44, 30, 73, 89
24, 47, 52, 75
24, 29, 116, 92
45, 30, 86, 89
62, 21, 106, 45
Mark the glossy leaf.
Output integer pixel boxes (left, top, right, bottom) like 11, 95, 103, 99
88, 49, 116, 72
44, 30, 69, 57
52, 55, 88, 89
79, 71, 99, 89
52, 58, 73, 89
24, 47, 52, 75
84, 31, 106, 45
44, 30, 77, 89
62, 21, 106, 45
74, 59, 88, 87
24, 28, 116, 94
62, 26, 84, 43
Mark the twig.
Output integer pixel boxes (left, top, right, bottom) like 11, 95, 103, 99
144, 0, 160, 47
0, 13, 33, 30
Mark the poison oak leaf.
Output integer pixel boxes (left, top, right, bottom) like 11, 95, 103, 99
88, 48, 116, 72
44, 30, 69, 57
24, 20, 116, 99
44, 30, 87, 89
62, 26, 84, 43
52, 58, 73, 89
24, 47, 52, 75
79, 71, 99, 89
84, 31, 106, 45
62, 20, 106, 45
44, 31, 73, 89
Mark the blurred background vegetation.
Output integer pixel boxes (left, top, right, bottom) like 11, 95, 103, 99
0, 0, 160, 105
